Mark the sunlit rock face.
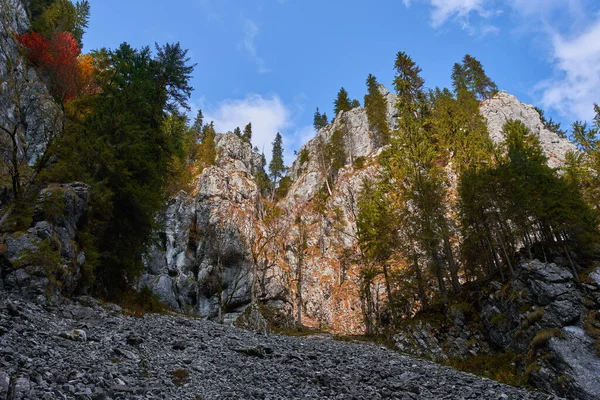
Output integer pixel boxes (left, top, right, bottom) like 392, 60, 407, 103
144, 89, 580, 333
481, 91, 577, 169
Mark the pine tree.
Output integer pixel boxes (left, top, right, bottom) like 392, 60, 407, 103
364, 74, 390, 145
233, 127, 242, 137
357, 179, 399, 316
328, 128, 347, 175
243, 122, 252, 143
269, 132, 286, 194
534, 107, 567, 138
313, 108, 328, 131
393, 51, 425, 113
334, 87, 353, 116
452, 54, 498, 100
351, 99, 360, 108
192, 110, 204, 141
50, 42, 196, 290
198, 122, 217, 167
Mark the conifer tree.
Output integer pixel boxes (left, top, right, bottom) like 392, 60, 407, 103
198, 122, 217, 167
452, 54, 498, 100
233, 127, 242, 138
50, 42, 196, 290
351, 99, 360, 108
328, 128, 347, 175
192, 110, 204, 141
393, 51, 425, 113
334, 87, 353, 116
534, 106, 567, 138
243, 122, 252, 143
313, 108, 328, 131
364, 74, 390, 145
269, 132, 286, 194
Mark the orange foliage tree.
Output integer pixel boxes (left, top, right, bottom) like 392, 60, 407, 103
16, 31, 92, 104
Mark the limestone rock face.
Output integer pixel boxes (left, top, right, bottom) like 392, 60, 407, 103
140, 133, 278, 319
481, 91, 577, 169
0, 183, 91, 299
0, 1, 62, 167
392, 259, 600, 400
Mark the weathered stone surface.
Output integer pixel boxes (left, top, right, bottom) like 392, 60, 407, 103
393, 260, 598, 400
0, 0, 62, 167
0, 183, 90, 298
141, 133, 267, 319
0, 294, 560, 400
540, 326, 600, 400
480, 91, 577, 169
0, 372, 9, 400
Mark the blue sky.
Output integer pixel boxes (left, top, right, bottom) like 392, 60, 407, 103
83, 0, 600, 163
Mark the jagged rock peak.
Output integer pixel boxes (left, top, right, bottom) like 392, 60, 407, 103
214, 132, 263, 176
481, 91, 577, 169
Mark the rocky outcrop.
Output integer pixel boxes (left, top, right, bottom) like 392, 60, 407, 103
140, 133, 278, 319
0, 294, 560, 399
0, 183, 90, 300
0, 0, 62, 168
144, 89, 578, 336
392, 260, 600, 400
481, 92, 577, 169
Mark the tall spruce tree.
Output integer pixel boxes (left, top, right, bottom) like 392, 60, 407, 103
243, 122, 252, 143
364, 74, 390, 145
334, 87, 353, 116
50, 42, 195, 290
452, 54, 498, 100
313, 108, 328, 131
269, 132, 286, 195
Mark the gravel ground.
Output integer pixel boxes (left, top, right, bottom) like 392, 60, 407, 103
0, 294, 560, 400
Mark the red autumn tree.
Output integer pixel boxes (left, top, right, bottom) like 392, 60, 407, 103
17, 31, 83, 104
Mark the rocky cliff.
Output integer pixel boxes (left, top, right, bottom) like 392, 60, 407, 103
143, 88, 581, 332
0, 182, 91, 300
393, 260, 600, 400
138, 86, 599, 398
0, 0, 61, 169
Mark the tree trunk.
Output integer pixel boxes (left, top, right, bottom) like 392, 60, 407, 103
381, 261, 397, 323
431, 246, 448, 302
413, 253, 429, 312
443, 235, 460, 292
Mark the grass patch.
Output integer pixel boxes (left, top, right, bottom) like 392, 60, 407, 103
490, 312, 506, 326
333, 334, 396, 350
530, 328, 565, 350
584, 311, 600, 356
169, 369, 189, 387
352, 156, 365, 169
116, 286, 170, 317
444, 351, 529, 388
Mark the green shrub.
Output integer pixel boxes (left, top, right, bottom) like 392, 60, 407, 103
353, 156, 365, 169
444, 351, 528, 388
299, 148, 309, 165
531, 328, 565, 350
276, 176, 293, 200
491, 312, 506, 325
14, 239, 61, 274
117, 286, 170, 317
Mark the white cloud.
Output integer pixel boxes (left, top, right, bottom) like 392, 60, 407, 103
537, 19, 600, 120
203, 94, 291, 161
403, 0, 600, 121
241, 20, 270, 74
429, 0, 492, 29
